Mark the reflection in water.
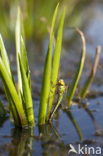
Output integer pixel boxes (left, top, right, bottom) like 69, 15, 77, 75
71, 97, 99, 132
49, 123, 61, 139
63, 109, 84, 140
9, 128, 34, 156
0, 116, 8, 127
0, 103, 102, 156
38, 124, 67, 156
81, 103, 99, 132
38, 123, 60, 139
5, 124, 66, 156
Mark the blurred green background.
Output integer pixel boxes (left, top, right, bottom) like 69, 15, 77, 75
0, 0, 103, 87
0, 0, 90, 41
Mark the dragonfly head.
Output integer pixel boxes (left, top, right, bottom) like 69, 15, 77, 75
58, 79, 65, 86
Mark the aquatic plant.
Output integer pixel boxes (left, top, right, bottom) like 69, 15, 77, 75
0, 0, 90, 39
38, 5, 65, 125
66, 28, 86, 108
0, 4, 101, 128
78, 46, 101, 99
0, 8, 34, 128
47, 9, 65, 120
38, 4, 59, 125
0, 4, 66, 127
15, 8, 34, 127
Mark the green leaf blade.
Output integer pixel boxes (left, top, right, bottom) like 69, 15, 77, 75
20, 36, 31, 87
15, 7, 24, 94
66, 28, 86, 108
1, 79, 21, 126
0, 34, 14, 81
19, 54, 35, 127
78, 46, 101, 99
0, 58, 27, 127
47, 8, 65, 119
38, 5, 59, 125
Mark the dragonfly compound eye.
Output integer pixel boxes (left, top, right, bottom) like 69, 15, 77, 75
58, 79, 65, 86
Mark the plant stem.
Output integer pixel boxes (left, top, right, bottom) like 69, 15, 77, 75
78, 46, 101, 98
66, 28, 86, 108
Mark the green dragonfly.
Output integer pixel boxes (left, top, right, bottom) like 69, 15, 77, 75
49, 79, 66, 122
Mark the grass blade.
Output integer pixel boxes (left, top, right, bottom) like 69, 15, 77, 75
0, 35, 19, 124
20, 36, 35, 126
47, 8, 65, 119
19, 54, 35, 127
0, 58, 27, 127
15, 7, 24, 94
1, 78, 21, 125
66, 28, 86, 108
0, 34, 14, 81
78, 46, 101, 99
20, 36, 30, 87
15, 7, 34, 127
38, 4, 59, 125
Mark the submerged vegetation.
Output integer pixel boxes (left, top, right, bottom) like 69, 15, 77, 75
0, 4, 101, 128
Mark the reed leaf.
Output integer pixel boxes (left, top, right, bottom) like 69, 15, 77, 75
20, 36, 30, 87
0, 58, 27, 127
38, 4, 59, 125
0, 34, 14, 81
1, 78, 21, 125
15, 8, 34, 127
47, 8, 65, 119
0, 34, 19, 124
66, 28, 86, 108
19, 54, 35, 127
15, 7, 24, 94
78, 46, 101, 99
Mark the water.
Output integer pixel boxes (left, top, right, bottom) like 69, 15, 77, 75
0, 96, 103, 155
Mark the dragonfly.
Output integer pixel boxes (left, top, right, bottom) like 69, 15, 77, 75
49, 79, 66, 122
